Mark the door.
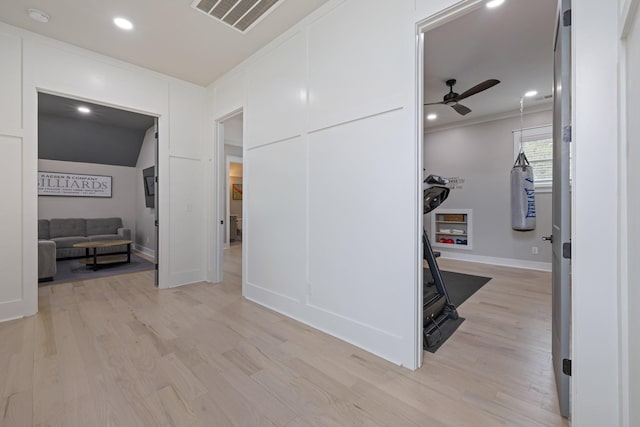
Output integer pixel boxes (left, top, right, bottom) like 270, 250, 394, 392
551, 0, 571, 417
154, 118, 160, 287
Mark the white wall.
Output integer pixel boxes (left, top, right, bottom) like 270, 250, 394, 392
211, 0, 419, 368
623, 1, 640, 425
0, 22, 209, 322
38, 160, 137, 230
135, 127, 157, 257
572, 1, 621, 425
424, 109, 553, 270
209, 0, 634, 422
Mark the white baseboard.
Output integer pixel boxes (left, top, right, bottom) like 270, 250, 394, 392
133, 244, 156, 258
437, 250, 552, 272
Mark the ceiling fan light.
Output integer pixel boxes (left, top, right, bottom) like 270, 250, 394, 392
427, 114, 437, 121
524, 90, 538, 97
486, 0, 505, 8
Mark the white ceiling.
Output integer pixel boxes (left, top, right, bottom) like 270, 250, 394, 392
424, 0, 557, 128
0, 0, 329, 86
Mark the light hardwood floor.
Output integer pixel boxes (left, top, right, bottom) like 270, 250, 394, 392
0, 246, 568, 426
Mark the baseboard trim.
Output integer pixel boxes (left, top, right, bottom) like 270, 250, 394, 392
438, 251, 552, 272
133, 244, 156, 258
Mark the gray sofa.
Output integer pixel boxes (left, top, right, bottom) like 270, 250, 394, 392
38, 217, 131, 259
38, 240, 56, 282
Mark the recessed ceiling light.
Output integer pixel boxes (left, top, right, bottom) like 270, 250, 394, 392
113, 17, 133, 30
524, 90, 538, 98
486, 0, 505, 8
28, 8, 50, 23
77, 106, 91, 114
427, 114, 438, 121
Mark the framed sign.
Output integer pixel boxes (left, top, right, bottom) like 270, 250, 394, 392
38, 171, 112, 198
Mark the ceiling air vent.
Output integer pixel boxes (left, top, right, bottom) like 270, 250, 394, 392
191, 0, 284, 33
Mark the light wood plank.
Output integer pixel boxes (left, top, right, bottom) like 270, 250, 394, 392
0, 243, 570, 426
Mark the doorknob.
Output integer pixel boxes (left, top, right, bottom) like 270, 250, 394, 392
543, 235, 553, 243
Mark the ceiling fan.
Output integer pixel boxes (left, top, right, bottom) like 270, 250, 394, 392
425, 78, 500, 116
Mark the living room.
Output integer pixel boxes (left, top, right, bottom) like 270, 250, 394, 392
37, 93, 158, 285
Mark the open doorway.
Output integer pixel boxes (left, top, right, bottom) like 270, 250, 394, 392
218, 111, 244, 282
37, 92, 159, 287
226, 157, 244, 248
418, 0, 566, 420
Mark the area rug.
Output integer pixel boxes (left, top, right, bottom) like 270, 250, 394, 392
41, 254, 154, 286
423, 269, 492, 353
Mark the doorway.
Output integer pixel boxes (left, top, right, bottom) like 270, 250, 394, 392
37, 92, 159, 287
217, 111, 244, 283
417, 0, 566, 418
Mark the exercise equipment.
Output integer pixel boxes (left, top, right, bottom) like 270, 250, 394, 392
511, 97, 536, 231
422, 175, 459, 349
511, 152, 536, 231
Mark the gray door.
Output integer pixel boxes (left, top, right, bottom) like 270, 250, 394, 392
551, 0, 571, 417
154, 119, 159, 287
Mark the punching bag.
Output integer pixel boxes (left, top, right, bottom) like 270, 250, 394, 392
511, 151, 536, 231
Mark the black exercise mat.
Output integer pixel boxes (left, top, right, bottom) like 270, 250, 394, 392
424, 269, 492, 307
423, 269, 491, 353
41, 253, 154, 286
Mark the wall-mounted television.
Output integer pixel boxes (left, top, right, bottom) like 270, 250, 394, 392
143, 166, 155, 208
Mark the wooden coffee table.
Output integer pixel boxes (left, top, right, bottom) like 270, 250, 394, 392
72, 239, 132, 271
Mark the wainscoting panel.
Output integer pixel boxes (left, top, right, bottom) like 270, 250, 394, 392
168, 156, 205, 284
307, 109, 415, 340
169, 81, 205, 159
245, 136, 306, 302
245, 32, 306, 149
307, 0, 409, 132
0, 31, 22, 131
0, 135, 23, 303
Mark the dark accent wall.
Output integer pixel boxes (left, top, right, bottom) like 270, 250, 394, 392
38, 114, 146, 167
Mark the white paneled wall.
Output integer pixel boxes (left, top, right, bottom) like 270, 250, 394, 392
0, 32, 21, 130
0, 29, 29, 320
245, 138, 307, 302
246, 32, 306, 148
0, 22, 209, 322
0, 136, 23, 304
211, 0, 427, 368
168, 157, 205, 282
624, 2, 640, 425
307, 0, 410, 131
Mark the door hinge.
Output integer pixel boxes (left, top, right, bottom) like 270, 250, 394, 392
563, 125, 571, 143
563, 9, 571, 27
155, 176, 158, 183
220, 220, 224, 225
562, 358, 572, 376
563, 242, 571, 259
155, 220, 159, 227
155, 132, 158, 139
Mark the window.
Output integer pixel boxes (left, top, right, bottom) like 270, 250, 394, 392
513, 125, 553, 191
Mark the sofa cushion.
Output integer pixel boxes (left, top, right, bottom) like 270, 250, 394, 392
88, 234, 124, 242
86, 218, 123, 236
51, 236, 90, 249
49, 218, 87, 239
38, 219, 50, 240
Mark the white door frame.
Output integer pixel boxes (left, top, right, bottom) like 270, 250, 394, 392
225, 155, 243, 248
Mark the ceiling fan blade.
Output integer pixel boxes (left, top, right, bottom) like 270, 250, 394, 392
455, 79, 500, 101
451, 103, 472, 115
424, 101, 446, 106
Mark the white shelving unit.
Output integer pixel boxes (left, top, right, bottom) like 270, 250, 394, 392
430, 208, 472, 250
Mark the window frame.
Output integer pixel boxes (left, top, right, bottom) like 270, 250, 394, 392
513, 124, 553, 193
